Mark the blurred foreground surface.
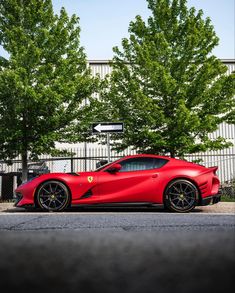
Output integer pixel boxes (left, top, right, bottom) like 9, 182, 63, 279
0, 210, 234, 293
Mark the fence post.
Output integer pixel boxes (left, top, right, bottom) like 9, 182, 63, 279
84, 141, 87, 171
107, 133, 111, 162
71, 151, 74, 173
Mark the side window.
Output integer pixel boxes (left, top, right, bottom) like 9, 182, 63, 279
119, 158, 168, 172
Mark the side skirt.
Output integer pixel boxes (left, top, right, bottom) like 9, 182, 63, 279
71, 202, 164, 208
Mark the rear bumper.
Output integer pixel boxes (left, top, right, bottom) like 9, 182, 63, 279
200, 192, 221, 206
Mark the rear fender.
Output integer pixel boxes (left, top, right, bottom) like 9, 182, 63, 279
196, 166, 220, 200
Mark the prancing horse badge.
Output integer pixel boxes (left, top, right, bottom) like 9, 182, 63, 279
87, 176, 93, 183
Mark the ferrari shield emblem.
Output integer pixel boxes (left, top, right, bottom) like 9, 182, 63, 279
87, 176, 93, 183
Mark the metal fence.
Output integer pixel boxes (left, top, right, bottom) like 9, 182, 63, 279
0, 146, 235, 200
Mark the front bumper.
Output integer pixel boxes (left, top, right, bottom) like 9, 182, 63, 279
201, 192, 221, 206
13, 192, 34, 208
13, 192, 23, 206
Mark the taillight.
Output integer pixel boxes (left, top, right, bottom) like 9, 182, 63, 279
212, 177, 220, 194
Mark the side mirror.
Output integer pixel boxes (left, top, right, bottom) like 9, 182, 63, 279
96, 160, 108, 169
107, 163, 122, 173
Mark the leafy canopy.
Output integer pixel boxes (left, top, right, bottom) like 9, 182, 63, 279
0, 0, 97, 169
99, 0, 235, 157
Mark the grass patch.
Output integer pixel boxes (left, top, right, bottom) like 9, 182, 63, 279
221, 196, 235, 202
220, 184, 235, 202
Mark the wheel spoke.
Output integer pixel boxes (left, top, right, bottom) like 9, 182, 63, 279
55, 189, 63, 195
169, 192, 179, 196
173, 185, 180, 193
184, 198, 190, 205
49, 184, 53, 193
42, 188, 50, 194
185, 194, 195, 199
172, 197, 179, 202
183, 185, 190, 193
185, 190, 194, 195
179, 183, 184, 193
175, 198, 181, 205
54, 184, 58, 193
42, 198, 50, 204
55, 198, 63, 204
40, 194, 50, 198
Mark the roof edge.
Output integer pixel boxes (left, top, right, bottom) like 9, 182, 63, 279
88, 59, 235, 65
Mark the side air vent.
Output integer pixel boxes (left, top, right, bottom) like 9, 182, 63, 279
80, 189, 93, 199
199, 181, 208, 195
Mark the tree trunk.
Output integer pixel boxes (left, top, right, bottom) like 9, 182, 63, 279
21, 150, 28, 183
170, 151, 176, 158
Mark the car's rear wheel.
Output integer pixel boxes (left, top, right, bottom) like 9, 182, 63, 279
36, 180, 70, 212
164, 179, 198, 213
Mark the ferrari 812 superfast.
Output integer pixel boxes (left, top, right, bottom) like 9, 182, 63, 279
14, 154, 221, 213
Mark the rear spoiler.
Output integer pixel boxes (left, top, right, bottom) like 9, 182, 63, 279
209, 166, 218, 172
203, 166, 218, 175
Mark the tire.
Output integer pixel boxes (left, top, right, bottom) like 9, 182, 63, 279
36, 180, 70, 212
164, 179, 199, 213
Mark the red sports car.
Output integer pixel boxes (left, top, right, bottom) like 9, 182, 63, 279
14, 154, 221, 213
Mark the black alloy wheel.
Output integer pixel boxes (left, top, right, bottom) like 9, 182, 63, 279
36, 180, 70, 212
164, 179, 198, 212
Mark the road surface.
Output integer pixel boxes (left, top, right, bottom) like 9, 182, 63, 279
0, 205, 234, 293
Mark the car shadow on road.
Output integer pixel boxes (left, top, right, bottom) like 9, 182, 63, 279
3, 206, 204, 213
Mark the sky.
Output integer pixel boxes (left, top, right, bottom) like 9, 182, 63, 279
51, 0, 235, 60
0, 0, 234, 60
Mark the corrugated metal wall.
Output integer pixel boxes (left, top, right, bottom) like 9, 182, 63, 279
89, 60, 113, 77
223, 60, 235, 75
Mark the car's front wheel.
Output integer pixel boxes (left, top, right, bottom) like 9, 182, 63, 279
164, 179, 199, 213
36, 180, 70, 212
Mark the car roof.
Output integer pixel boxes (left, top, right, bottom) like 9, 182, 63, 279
121, 154, 171, 160
120, 154, 205, 168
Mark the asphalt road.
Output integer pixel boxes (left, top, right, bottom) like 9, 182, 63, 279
0, 210, 234, 293
0, 210, 234, 231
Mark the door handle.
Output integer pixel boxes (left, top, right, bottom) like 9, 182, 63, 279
152, 174, 158, 178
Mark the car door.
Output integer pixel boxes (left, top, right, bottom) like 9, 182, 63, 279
96, 157, 167, 203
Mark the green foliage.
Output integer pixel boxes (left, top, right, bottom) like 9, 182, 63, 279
99, 0, 235, 157
0, 0, 97, 179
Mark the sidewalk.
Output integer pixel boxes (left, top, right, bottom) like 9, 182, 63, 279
194, 202, 235, 213
0, 202, 234, 213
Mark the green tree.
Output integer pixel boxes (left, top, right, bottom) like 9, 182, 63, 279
0, 0, 97, 181
225, 70, 235, 124
99, 0, 235, 158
